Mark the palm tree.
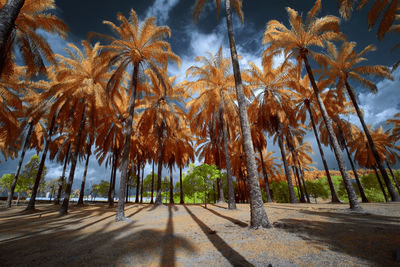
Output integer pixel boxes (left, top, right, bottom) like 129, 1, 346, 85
186, 47, 238, 209
193, 0, 270, 228
349, 126, 397, 201
263, 0, 362, 210
338, 0, 398, 40
290, 73, 342, 203
138, 70, 186, 206
101, 10, 180, 221
0, 0, 67, 77
255, 149, 281, 202
314, 41, 399, 201
246, 57, 298, 203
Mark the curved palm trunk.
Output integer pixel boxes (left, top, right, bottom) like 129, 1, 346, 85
345, 81, 399, 201
140, 164, 144, 203
179, 166, 184, 204
387, 162, 400, 194
302, 54, 361, 210
60, 105, 87, 215
258, 149, 273, 202
0, 0, 25, 75
55, 143, 71, 205
77, 146, 91, 205
116, 64, 139, 221
155, 123, 164, 206
277, 124, 297, 203
344, 143, 369, 202
151, 161, 155, 204
373, 166, 389, 202
169, 164, 174, 204
306, 102, 340, 203
135, 161, 140, 203
26, 115, 56, 211
7, 122, 33, 208
225, 0, 269, 227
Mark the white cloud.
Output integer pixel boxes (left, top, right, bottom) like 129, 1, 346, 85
145, 0, 180, 25
352, 68, 400, 128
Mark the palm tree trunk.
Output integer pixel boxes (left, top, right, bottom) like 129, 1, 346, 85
151, 161, 155, 204
373, 166, 389, 202
344, 143, 369, 202
297, 164, 311, 203
169, 164, 174, 204
26, 115, 56, 211
387, 162, 400, 194
277, 123, 297, 203
345, 81, 399, 201
306, 102, 341, 203
55, 143, 71, 205
60, 105, 86, 215
155, 123, 164, 206
179, 166, 184, 204
294, 165, 305, 202
140, 164, 144, 203
258, 149, 273, 202
116, 64, 139, 221
302, 54, 361, 210
135, 161, 140, 203
77, 146, 91, 205
221, 117, 235, 209
225, 0, 269, 227
292, 166, 302, 201
0, 0, 25, 75
125, 169, 130, 203
108, 150, 116, 207
7, 121, 33, 208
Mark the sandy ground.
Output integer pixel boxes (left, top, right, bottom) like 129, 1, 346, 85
0, 202, 399, 267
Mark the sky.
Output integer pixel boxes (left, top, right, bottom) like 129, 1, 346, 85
1, 0, 399, 192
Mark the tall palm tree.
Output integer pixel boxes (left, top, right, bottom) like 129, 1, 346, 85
138, 70, 186, 206
263, 0, 362, 210
0, 0, 67, 77
255, 149, 281, 202
193, 0, 270, 228
186, 47, 238, 209
246, 57, 298, 203
290, 74, 342, 202
37, 41, 111, 214
314, 41, 399, 201
101, 10, 180, 221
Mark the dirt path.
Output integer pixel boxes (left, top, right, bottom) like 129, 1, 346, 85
0, 202, 399, 266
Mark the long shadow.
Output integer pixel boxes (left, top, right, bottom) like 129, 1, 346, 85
0, 215, 195, 266
160, 205, 175, 266
202, 206, 248, 227
276, 209, 400, 265
127, 205, 150, 218
0, 204, 137, 242
211, 204, 229, 210
184, 205, 254, 267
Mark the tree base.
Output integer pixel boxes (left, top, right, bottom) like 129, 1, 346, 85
228, 202, 236, 210
115, 215, 131, 222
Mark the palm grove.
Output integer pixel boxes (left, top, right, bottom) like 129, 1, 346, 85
1, 0, 400, 228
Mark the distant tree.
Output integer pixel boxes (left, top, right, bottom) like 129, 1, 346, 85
186, 164, 221, 208
305, 179, 329, 203
0, 173, 30, 205
91, 180, 110, 200
44, 178, 59, 201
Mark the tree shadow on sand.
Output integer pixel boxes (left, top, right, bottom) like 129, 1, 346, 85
0, 204, 196, 266
184, 205, 254, 267
276, 209, 400, 266
202, 206, 248, 227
